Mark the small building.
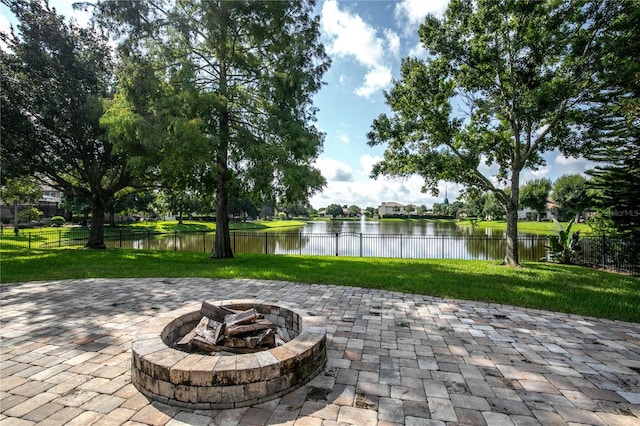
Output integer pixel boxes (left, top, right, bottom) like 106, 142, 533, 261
378, 201, 406, 217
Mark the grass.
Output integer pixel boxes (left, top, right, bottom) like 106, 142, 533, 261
0, 220, 307, 249
457, 219, 593, 236
1, 248, 638, 322
127, 219, 306, 232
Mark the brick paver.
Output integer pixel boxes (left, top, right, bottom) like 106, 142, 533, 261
1, 278, 639, 425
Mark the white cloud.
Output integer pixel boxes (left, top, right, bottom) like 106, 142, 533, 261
315, 157, 354, 182
355, 66, 393, 98
408, 41, 428, 59
394, 0, 448, 30
310, 155, 458, 209
384, 29, 400, 58
337, 132, 350, 144
320, 0, 397, 98
359, 154, 381, 177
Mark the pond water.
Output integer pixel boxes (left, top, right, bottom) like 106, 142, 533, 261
121, 219, 549, 261
297, 219, 494, 235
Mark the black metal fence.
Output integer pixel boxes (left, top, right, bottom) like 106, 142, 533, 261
3, 228, 638, 275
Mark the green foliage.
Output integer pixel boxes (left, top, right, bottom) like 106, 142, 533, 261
579, 3, 640, 241
546, 219, 582, 264
94, 0, 330, 258
325, 203, 344, 218
519, 178, 552, 221
346, 205, 361, 217
552, 174, 591, 221
367, 0, 619, 266
0, 0, 141, 248
17, 207, 43, 223
50, 216, 65, 227
0, 176, 41, 206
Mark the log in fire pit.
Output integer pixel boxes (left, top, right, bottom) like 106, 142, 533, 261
131, 299, 327, 409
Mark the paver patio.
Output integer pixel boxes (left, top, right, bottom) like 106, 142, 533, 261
1, 277, 639, 425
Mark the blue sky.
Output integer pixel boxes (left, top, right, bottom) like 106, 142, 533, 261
1, 0, 595, 210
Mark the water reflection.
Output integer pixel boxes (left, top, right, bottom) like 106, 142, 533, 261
109, 221, 549, 261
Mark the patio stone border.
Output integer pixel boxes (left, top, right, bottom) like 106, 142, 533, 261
131, 299, 327, 409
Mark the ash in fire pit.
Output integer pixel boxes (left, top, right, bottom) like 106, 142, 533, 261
176, 302, 291, 354
131, 299, 326, 409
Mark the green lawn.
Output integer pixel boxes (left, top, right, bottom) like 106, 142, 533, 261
457, 219, 593, 236
0, 220, 307, 249
1, 248, 638, 323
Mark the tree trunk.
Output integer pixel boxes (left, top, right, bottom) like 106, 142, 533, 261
503, 176, 521, 267
503, 203, 520, 266
13, 200, 19, 235
87, 197, 107, 249
211, 169, 233, 258
210, 55, 233, 259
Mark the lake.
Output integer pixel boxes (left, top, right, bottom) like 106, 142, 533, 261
125, 219, 549, 261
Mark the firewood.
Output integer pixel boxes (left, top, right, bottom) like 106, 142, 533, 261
194, 316, 224, 344
201, 301, 238, 322
225, 319, 275, 337
224, 309, 259, 328
175, 328, 197, 350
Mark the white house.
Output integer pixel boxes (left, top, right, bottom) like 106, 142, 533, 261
378, 202, 406, 216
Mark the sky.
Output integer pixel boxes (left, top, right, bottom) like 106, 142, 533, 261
0, 0, 596, 210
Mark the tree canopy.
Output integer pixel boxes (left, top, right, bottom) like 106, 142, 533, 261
519, 178, 552, 221
367, 0, 619, 266
0, 0, 141, 248
581, 2, 640, 240
93, 0, 330, 258
552, 174, 591, 222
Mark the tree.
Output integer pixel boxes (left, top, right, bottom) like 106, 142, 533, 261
279, 202, 311, 219
405, 204, 415, 218
0, 0, 141, 248
92, 0, 329, 258
416, 205, 427, 217
107, 189, 156, 225
552, 175, 591, 222
581, 3, 640, 240
346, 205, 361, 217
463, 191, 486, 219
519, 178, 552, 221
0, 176, 42, 233
365, 207, 377, 217
325, 203, 343, 218
229, 197, 259, 222
367, 0, 616, 266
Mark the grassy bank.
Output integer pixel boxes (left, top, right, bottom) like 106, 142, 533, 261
0, 220, 307, 249
1, 249, 637, 322
457, 220, 593, 236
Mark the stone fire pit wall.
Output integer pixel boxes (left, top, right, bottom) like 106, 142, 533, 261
131, 299, 327, 409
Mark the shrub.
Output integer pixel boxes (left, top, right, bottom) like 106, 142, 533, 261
51, 216, 65, 226
18, 207, 43, 223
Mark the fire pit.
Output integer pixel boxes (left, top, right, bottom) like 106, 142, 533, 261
131, 299, 327, 409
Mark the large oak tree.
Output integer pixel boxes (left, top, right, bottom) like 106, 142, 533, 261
92, 0, 329, 258
0, 0, 140, 248
368, 0, 617, 266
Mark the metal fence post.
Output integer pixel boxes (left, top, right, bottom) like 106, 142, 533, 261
119, 228, 123, 248
58, 229, 61, 247
335, 233, 339, 256
485, 236, 489, 260
28, 233, 31, 249
265, 233, 268, 254
602, 235, 606, 270
400, 234, 403, 259
360, 233, 363, 257
174, 230, 177, 251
